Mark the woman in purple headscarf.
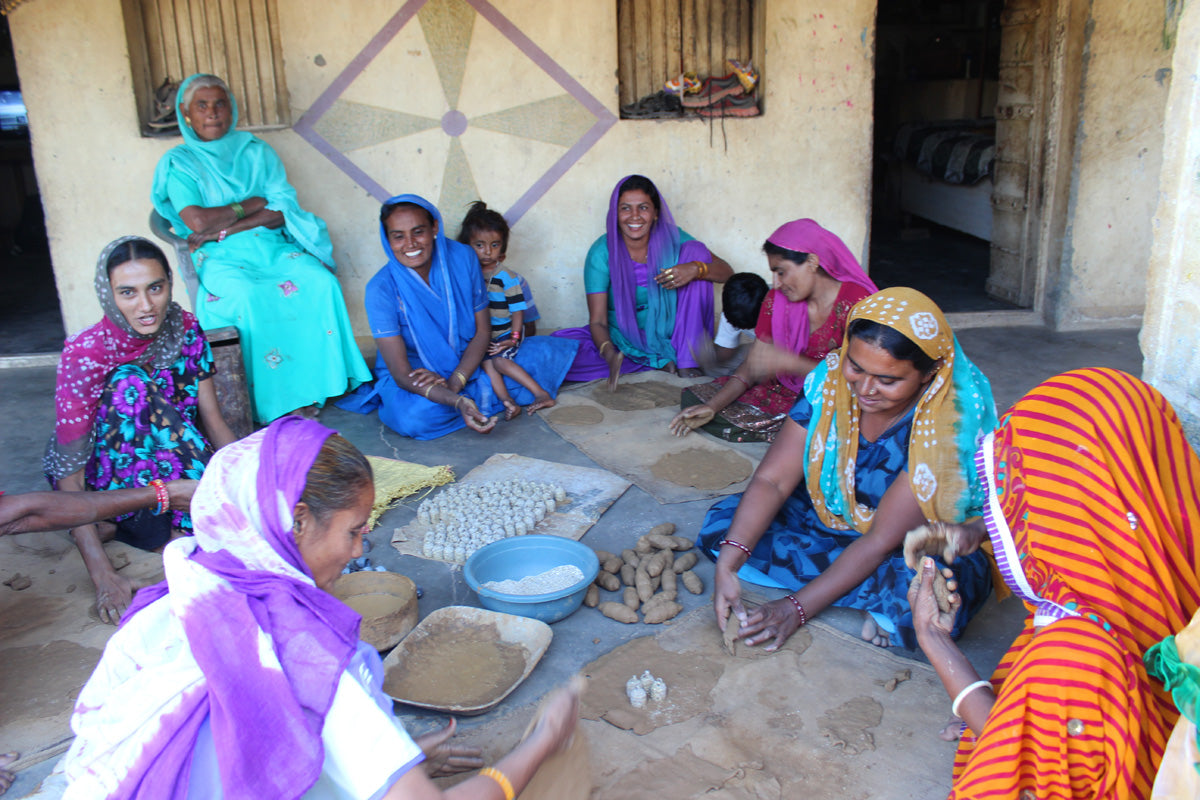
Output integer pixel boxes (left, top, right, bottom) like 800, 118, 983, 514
552, 175, 732, 390
62, 416, 580, 800
669, 219, 876, 442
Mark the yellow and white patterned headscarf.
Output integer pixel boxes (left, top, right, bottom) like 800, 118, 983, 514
802, 287, 997, 531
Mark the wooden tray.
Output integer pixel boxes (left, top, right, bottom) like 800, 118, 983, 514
381, 606, 552, 715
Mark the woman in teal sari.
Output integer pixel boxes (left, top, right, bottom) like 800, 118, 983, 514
151, 73, 371, 423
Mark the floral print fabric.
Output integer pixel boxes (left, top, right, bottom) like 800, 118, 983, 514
85, 323, 215, 532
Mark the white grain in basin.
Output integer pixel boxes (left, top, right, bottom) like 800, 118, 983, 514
482, 565, 586, 596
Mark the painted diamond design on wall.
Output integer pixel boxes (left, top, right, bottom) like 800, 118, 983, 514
294, 0, 616, 225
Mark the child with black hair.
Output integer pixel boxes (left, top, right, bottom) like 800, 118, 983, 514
457, 201, 556, 418
713, 272, 768, 367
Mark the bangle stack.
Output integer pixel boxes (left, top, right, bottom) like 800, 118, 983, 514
719, 538, 753, 558
452, 369, 467, 387
951, 679, 992, 718
150, 479, 169, 516
696, 261, 709, 279
480, 767, 514, 800
784, 594, 807, 626
230, 201, 246, 220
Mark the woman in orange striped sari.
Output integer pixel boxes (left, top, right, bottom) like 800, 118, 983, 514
908, 368, 1200, 799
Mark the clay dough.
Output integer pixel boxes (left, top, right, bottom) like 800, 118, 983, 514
876, 668, 912, 692
817, 696, 884, 755
3, 573, 32, 590
580, 633, 722, 735
545, 405, 604, 426
0, 640, 102, 723
592, 381, 681, 411
722, 607, 739, 657
907, 567, 954, 615
650, 447, 753, 491
384, 627, 528, 708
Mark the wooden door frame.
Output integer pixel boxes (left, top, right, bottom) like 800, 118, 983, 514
869, 0, 1086, 332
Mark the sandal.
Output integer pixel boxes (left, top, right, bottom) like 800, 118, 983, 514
680, 74, 745, 108
621, 91, 684, 119
726, 59, 760, 93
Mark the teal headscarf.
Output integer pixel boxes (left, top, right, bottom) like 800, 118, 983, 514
150, 73, 335, 269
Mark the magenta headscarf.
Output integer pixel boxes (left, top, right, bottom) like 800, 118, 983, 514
66, 416, 363, 799
766, 219, 877, 392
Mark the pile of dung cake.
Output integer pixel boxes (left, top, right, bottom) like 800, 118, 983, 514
585, 523, 704, 624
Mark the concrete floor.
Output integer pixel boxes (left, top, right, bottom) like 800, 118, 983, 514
1, 323, 1144, 797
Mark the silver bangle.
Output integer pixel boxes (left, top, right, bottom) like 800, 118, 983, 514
951, 679, 992, 718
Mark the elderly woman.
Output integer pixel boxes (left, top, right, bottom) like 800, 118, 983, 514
907, 369, 1200, 799
339, 194, 576, 440
552, 175, 732, 390
671, 219, 877, 442
44, 236, 236, 624
62, 417, 580, 798
707, 288, 997, 649
151, 73, 371, 423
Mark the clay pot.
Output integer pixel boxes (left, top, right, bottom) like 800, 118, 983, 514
331, 571, 419, 652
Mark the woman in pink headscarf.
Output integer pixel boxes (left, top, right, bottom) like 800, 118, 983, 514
670, 219, 876, 442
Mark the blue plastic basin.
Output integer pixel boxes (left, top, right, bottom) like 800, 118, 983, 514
464, 535, 599, 623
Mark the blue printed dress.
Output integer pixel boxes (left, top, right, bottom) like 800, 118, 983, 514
697, 393, 991, 649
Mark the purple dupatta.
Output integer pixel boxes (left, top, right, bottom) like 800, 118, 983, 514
65, 416, 362, 800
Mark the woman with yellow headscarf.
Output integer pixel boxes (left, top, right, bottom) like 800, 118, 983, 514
700, 288, 998, 649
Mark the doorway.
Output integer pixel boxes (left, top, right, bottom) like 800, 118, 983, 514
870, 0, 1029, 315
0, 15, 58, 357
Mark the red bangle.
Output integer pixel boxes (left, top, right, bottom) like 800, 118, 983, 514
728, 373, 750, 390
719, 539, 753, 558
150, 479, 169, 516
785, 594, 808, 626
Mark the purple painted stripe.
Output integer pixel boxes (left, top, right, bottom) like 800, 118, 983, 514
295, 130, 392, 203
467, 0, 615, 119
506, 117, 615, 223
296, 0, 427, 128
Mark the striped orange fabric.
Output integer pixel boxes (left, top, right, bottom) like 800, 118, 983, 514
951, 369, 1200, 799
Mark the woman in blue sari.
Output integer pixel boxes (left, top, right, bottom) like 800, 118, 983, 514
704, 289, 997, 650
151, 74, 371, 423
341, 195, 576, 440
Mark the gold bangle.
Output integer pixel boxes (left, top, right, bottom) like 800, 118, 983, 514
696, 261, 708, 279
422, 384, 435, 399
454, 395, 466, 411
480, 767, 514, 800
598, 340, 613, 356
452, 369, 467, 387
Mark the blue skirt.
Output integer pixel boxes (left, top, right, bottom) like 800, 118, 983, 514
697, 487, 991, 649
337, 336, 578, 440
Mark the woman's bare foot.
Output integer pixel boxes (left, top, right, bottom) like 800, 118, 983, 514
0, 752, 18, 796
606, 350, 624, 392
527, 393, 556, 414
860, 612, 891, 647
939, 717, 965, 742
501, 399, 521, 421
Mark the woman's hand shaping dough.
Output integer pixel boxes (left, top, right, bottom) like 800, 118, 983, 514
902, 521, 986, 571
907, 557, 960, 641
415, 719, 484, 777
669, 405, 715, 437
